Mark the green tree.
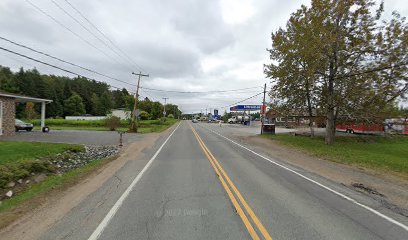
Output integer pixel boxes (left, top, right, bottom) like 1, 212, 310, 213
91, 93, 101, 116
99, 92, 113, 115
64, 93, 86, 116
265, 0, 408, 144
140, 110, 150, 120
151, 101, 164, 119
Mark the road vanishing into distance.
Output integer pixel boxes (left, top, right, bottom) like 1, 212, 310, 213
40, 121, 408, 240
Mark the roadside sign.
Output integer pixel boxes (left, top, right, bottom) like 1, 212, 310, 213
163, 111, 166, 115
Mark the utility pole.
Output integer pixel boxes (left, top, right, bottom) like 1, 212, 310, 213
131, 71, 149, 132
261, 83, 266, 135
162, 97, 169, 117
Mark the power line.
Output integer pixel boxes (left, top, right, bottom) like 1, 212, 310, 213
0, 46, 135, 94
50, 0, 135, 72
221, 92, 264, 109
140, 88, 157, 101
0, 52, 35, 69
0, 36, 135, 87
62, 0, 145, 72
25, 0, 126, 70
139, 86, 263, 94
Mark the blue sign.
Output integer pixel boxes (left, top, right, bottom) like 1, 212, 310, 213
230, 105, 261, 111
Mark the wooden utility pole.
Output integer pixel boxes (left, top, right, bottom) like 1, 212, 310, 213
162, 97, 169, 117
261, 83, 266, 135
131, 71, 149, 132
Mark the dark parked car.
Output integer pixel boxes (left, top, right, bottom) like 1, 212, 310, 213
15, 119, 33, 132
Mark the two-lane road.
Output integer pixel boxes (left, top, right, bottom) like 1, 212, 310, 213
41, 121, 408, 240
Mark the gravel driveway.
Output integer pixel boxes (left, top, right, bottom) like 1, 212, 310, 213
0, 130, 143, 146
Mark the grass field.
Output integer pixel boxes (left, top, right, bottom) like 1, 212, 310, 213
0, 153, 115, 229
29, 118, 179, 133
0, 142, 82, 166
262, 134, 408, 177
0, 142, 83, 188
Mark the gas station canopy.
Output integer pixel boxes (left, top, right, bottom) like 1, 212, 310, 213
230, 105, 261, 111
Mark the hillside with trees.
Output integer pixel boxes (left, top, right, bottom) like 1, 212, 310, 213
0, 65, 182, 119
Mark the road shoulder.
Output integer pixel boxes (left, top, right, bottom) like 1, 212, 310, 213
0, 129, 169, 240
241, 134, 408, 217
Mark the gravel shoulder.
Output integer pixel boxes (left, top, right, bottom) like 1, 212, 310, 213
0, 129, 166, 240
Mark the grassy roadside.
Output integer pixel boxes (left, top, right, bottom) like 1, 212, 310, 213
0, 142, 83, 188
30, 118, 179, 133
262, 134, 408, 178
0, 154, 116, 229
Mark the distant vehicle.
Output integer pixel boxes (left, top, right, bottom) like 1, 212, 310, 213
192, 119, 199, 123
183, 117, 186, 120
228, 115, 250, 124
336, 123, 384, 134
254, 118, 260, 121
15, 119, 33, 132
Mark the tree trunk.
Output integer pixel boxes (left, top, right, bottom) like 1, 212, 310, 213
325, 108, 335, 144
325, 74, 336, 144
305, 79, 315, 137
325, 62, 336, 144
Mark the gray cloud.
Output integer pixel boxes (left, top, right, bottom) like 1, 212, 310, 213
0, 0, 407, 113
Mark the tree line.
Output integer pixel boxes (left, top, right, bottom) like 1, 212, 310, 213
265, 0, 408, 144
0, 66, 182, 119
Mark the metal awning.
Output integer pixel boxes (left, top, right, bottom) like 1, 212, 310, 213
0, 92, 52, 129
0, 92, 52, 103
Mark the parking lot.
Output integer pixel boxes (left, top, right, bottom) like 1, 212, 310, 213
0, 130, 143, 146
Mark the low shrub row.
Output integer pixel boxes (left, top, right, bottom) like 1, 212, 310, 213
28, 119, 172, 128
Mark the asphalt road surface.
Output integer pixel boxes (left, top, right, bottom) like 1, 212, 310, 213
40, 121, 408, 240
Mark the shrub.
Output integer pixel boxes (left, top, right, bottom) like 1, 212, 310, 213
105, 116, 121, 131
167, 114, 174, 118
160, 117, 167, 124
140, 111, 150, 120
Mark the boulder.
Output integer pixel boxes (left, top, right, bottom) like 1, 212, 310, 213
6, 181, 16, 188
5, 190, 13, 198
34, 173, 47, 183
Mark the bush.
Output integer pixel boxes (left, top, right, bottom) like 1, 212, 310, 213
140, 111, 150, 120
105, 116, 121, 131
167, 114, 174, 118
160, 117, 167, 124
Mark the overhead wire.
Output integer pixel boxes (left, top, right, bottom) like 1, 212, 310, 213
25, 0, 128, 71
50, 0, 135, 72
62, 0, 145, 72
0, 36, 136, 87
220, 91, 264, 109
139, 86, 263, 94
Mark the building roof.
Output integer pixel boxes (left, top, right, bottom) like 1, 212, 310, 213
0, 91, 53, 103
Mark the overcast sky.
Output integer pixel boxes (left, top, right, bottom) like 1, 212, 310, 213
0, 0, 407, 113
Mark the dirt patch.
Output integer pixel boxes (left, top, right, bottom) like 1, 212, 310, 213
0, 130, 165, 240
240, 135, 408, 215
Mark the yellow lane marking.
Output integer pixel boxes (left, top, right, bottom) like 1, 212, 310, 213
191, 124, 273, 240
192, 127, 273, 240
190, 126, 260, 240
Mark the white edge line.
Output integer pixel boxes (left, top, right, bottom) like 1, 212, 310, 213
201, 125, 408, 232
88, 122, 181, 240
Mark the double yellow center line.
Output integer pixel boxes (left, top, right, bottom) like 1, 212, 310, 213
190, 125, 272, 240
